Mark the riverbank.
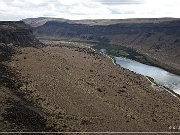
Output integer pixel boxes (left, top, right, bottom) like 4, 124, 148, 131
97, 46, 180, 97
38, 39, 180, 76
41, 39, 180, 96
92, 42, 180, 76
145, 77, 180, 100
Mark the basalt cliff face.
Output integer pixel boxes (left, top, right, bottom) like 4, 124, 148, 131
24, 18, 180, 70
0, 21, 41, 46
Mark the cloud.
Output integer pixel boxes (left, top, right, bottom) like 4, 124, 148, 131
0, 0, 112, 20
0, 0, 180, 21
95, 0, 143, 4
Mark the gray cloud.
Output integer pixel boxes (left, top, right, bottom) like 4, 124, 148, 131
0, 0, 179, 21
111, 9, 135, 14
95, 0, 144, 4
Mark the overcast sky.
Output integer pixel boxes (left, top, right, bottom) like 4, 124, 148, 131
0, 0, 179, 21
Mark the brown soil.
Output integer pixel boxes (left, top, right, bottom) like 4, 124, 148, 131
5, 40, 180, 132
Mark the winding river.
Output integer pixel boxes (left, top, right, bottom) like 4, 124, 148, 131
100, 49, 180, 95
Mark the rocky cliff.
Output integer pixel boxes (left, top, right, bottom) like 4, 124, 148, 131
0, 21, 41, 46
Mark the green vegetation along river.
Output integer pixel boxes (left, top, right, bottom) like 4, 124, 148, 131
93, 43, 180, 76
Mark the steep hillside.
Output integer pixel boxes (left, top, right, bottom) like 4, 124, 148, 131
0, 22, 51, 132
7, 40, 180, 132
25, 18, 180, 72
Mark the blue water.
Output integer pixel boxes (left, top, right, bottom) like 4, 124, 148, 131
100, 49, 180, 94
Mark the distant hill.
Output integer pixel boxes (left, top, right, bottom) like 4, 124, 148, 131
22, 17, 68, 27
23, 18, 180, 70
23, 17, 180, 26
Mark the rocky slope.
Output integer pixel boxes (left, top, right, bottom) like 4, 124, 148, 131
0, 21, 180, 132
0, 21, 51, 132
8, 40, 180, 132
24, 18, 180, 71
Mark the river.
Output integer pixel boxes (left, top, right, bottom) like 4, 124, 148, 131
100, 49, 180, 95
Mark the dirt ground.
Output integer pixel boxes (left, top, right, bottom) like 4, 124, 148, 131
2, 40, 180, 132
